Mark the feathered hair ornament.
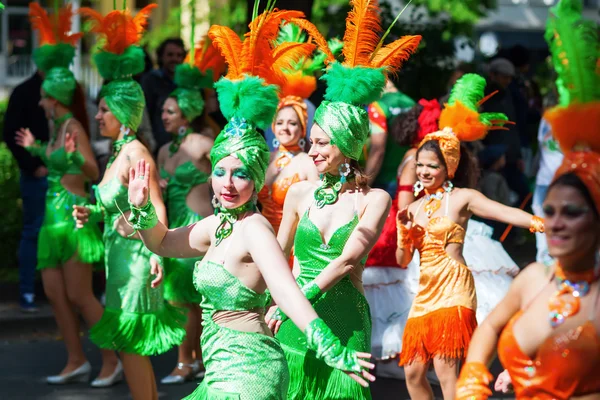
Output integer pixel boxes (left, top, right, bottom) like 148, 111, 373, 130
29, 2, 83, 72
420, 73, 512, 178
544, 0, 600, 209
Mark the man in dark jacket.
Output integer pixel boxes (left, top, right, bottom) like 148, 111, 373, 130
2, 72, 49, 312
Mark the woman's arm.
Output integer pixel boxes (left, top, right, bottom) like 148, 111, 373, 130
128, 159, 212, 258
466, 189, 539, 230
277, 183, 306, 258
397, 150, 417, 210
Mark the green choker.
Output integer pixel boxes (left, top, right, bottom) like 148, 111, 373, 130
214, 201, 256, 246
169, 127, 192, 157
107, 134, 136, 168
314, 173, 346, 208
51, 112, 73, 146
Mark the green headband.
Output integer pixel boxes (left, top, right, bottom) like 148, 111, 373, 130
210, 117, 270, 191
99, 80, 145, 132
43, 67, 76, 106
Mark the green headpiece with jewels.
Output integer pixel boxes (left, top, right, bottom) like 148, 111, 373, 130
80, 5, 157, 132
29, 3, 82, 106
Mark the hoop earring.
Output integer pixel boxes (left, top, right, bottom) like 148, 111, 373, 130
413, 180, 424, 197
272, 138, 280, 148
120, 124, 131, 136
211, 195, 221, 211
338, 160, 351, 184
298, 138, 306, 149
442, 180, 454, 193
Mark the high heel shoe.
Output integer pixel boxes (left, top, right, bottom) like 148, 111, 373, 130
90, 360, 124, 388
46, 361, 91, 385
160, 362, 198, 385
194, 361, 205, 379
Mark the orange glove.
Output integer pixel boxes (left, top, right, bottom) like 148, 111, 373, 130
456, 362, 493, 400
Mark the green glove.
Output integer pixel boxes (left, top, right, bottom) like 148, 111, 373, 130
128, 198, 158, 236
305, 318, 363, 373
271, 281, 322, 322
25, 140, 46, 158
66, 150, 85, 168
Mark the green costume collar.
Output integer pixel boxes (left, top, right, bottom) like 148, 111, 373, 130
107, 134, 135, 168
214, 201, 256, 246
169, 127, 193, 157
314, 173, 354, 208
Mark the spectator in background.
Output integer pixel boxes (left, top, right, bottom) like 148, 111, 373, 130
141, 38, 186, 153
366, 79, 415, 197
482, 58, 530, 206
2, 72, 49, 312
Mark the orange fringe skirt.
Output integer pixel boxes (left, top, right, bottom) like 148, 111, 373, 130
399, 306, 477, 365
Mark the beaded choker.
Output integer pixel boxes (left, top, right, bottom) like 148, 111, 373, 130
548, 262, 600, 328
51, 112, 73, 146
169, 127, 192, 157
107, 134, 135, 168
423, 181, 453, 217
214, 201, 256, 246
275, 144, 302, 172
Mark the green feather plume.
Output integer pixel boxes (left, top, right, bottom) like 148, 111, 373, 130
174, 63, 214, 90
321, 62, 386, 106
276, 22, 306, 45
214, 76, 279, 130
545, 0, 599, 106
33, 43, 76, 73
447, 73, 509, 126
94, 46, 145, 81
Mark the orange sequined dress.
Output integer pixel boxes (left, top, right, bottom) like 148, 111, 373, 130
497, 289, 600, 399
400, 194, 477, 365
258, 174, 300, 234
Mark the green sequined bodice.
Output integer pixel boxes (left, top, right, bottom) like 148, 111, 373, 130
95, 178, 129, 226
43, 147, 83, 181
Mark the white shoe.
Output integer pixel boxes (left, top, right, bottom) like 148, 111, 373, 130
160, 362, 199, 385
90, 360, 124, 388
46, 361, 91, 384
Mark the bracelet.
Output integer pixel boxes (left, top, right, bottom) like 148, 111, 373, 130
456, 362, 493, 400
128, 199, 158, 233
305, 318, 362, 373
529, 215, 545, 233
66, 150, 85, 168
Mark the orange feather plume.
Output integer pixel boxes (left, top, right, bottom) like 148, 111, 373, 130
187, 39, 226, 80
342, 0, 382, 67
29, 3, 82, 47
371, 35, 421, 73
280, 70, 317, 99
208, 25, 243, 80
79, 4, 156, 55
271, 41, 316, 86
287, 17, 335, 63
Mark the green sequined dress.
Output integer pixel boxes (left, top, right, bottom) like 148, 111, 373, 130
89, 178, 186, 355
276, 209, 372, 400
160, 162, 209, 304
184, 259, 289, 399
27, 144, 103, 270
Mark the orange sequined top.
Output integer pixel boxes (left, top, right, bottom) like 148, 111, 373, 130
258, 174, 300, 234
498, 289, 600, 399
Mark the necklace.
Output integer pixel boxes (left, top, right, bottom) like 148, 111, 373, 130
51, 112, 73, 146
275, 144, 301, 172
314, 173, 347, 209
169, 127, 192, 157
214, 201, 256, 246
422, 181, 453, 217
107, 134, 135, 168
548, 262, 600, 328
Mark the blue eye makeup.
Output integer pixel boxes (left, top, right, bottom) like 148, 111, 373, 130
232, 168, 251, 180
212, 167, 226, 178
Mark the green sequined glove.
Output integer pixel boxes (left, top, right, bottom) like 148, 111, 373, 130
66, 150, 85, 168
25, 140, 46, 158
128, 199, 158, 234
271, 281, 322, 322
305, 317, 363, 373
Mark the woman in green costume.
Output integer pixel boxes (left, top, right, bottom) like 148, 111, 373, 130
73, 5, 185, 400
157, 40, 223, 384
266, 1, 421, 398
15, 3, 119, 386
126, 9, 376, 399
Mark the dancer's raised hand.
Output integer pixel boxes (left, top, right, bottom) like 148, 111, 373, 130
129, 159, 151, 208
397, 207, 413, 226
15, 128, 35, 148
64, 131, 78, 153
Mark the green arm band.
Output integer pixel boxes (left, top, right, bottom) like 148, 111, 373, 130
128, 199, 159, 236
66, 150, 85, 168
271, 281, 322, 322
25, 140, 46, 158
87, 204, 104, 224
305, 317, 363, 374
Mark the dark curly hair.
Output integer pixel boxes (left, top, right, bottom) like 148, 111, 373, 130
548, 173, 599, 218
390, 103, 423, 147
416, 140, 480, 189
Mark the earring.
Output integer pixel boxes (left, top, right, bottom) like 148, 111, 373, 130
178, 126, 187, 136
272, 138, 280, 148
211, 195, 221, 212
442, 180, 454, 193
251, 192, 258, 205
413, 180, 424, 197
298, 138, 306, 148
120, 124, 131, 136
338, 161, 351, 184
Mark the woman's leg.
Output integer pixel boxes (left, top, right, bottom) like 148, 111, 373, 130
433, 356, 459, 400
41, 268, 87, 374
193, 304, 203, 365
120, 353, 157, 400
167, 303, 197, 377
63, 258, 119, 378
404, 361, 434, 400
